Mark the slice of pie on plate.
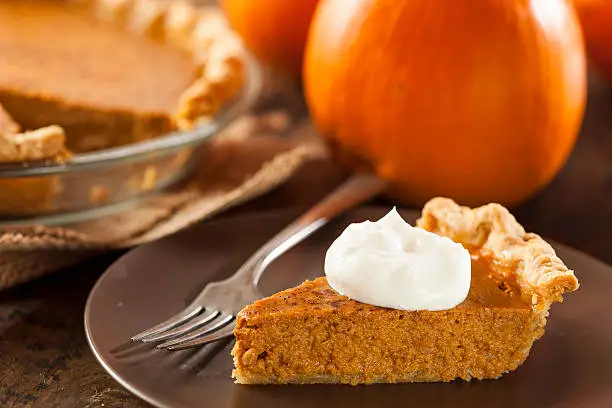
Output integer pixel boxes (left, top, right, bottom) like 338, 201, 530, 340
232, 198, 579, 385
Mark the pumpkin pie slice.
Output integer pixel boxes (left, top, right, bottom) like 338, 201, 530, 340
232, 198, 579, 384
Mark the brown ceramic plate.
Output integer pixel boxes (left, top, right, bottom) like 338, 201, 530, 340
85, 207, 612, 408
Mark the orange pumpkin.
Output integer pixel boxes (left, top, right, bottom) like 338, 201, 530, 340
304, 0, 587, 207
221, 0, 319, 77
572, 0, 612, 79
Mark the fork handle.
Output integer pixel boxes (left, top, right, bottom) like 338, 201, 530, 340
236, 172, 388, 285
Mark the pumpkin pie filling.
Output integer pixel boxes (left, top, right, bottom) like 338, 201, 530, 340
232, 198, 579, 385
232, 262, 533, 385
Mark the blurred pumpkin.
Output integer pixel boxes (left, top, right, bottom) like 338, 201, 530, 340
221, 0, 319, 77
304, 0, 587, 207
572, 0, 612, 79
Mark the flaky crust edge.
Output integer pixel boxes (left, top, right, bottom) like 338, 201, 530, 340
416, 197, 579, 309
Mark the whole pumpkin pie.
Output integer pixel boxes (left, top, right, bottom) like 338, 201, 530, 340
0, 0, 245, 213
232, 198, 579, 384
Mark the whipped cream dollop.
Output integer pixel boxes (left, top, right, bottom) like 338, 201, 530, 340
324, 208, 471, 311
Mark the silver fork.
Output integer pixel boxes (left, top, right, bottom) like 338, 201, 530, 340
130, 173, 386, 351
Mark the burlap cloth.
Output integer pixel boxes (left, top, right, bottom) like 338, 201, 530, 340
0, 82, 328, 289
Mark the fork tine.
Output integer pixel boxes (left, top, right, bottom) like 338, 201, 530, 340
157, 312, 234, 349
141, 309, 220, 343
131, 305, 203, 341
169, 322, 236, 351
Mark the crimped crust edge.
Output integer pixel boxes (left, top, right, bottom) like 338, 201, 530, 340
416, 197, 579, 308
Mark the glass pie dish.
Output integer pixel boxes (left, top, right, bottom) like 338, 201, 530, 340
0, 56, 261, 227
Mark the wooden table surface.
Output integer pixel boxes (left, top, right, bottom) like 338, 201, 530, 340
1, 77, 611, 407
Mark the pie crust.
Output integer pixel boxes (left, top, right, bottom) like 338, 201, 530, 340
416, 197, 579, 307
